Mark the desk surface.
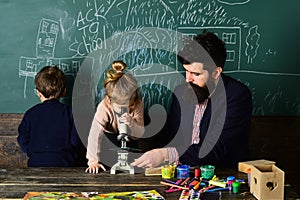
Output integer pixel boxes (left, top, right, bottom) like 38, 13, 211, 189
0, 167, 299, 199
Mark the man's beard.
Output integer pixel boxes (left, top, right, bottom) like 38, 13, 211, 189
183, 81, 214, 104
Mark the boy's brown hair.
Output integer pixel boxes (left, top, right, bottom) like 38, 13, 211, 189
34, 66, 66, 99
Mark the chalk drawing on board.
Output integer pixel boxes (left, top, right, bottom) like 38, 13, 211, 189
19, 18, 94, 98
245, 25, 260, 64
266, 49, 277, 56
253, 86, 300, 116
70, 6, 109, 57
103, 28, 179, 76
69, 0, 250, 74
36, 18, 59, 58
217, 0, 250, 6
177, 26, 241, 71
59, 11, 77, 43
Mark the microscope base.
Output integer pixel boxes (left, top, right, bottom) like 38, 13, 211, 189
110, 162, 134, 174
110, 150, 134, 174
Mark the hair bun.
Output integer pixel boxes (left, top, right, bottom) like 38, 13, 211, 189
104, 61, 127, 87
112, 60, 126, 73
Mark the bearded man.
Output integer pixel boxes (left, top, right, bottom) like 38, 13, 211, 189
132, 30, 252, 169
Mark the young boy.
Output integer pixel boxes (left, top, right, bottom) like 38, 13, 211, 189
17, 66, 87, 167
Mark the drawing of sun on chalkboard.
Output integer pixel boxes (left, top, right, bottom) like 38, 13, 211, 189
18, 18, 94, 99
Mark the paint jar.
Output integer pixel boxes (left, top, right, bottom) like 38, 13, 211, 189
200, 165, 215, 179
232, 181, 241, 193
161, 164, 175, 179
176, 165, 190, 179
227, 176, 235, 191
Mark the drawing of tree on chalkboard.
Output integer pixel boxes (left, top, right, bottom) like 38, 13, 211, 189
245, 26, 260, 64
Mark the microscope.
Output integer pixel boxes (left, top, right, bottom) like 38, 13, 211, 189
110, 107, 135, 174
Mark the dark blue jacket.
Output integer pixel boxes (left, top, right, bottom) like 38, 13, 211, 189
139, 74, 252, 168
17, 99, 87, 167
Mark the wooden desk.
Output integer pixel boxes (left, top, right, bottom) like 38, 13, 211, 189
0, 167, 299, 199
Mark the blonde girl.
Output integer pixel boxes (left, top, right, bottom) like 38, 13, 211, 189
85, 61, 144, 173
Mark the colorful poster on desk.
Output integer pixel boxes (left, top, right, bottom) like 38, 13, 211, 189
24, 190, 165, 200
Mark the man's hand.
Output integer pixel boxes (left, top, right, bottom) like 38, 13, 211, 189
85, 163, 107, 174
131, 148, 168, 168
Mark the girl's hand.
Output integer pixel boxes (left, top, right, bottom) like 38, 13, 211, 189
119, 113, 133, 127
85, 163, 106, 174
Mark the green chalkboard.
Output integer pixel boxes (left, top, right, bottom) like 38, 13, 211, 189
0, 0, 299, 116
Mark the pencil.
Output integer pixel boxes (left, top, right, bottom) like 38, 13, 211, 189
160, 181, 189, 190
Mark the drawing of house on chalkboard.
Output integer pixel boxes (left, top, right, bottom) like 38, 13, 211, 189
178, 27, 241, 71
36, 18, 59, 58
18, 18, 93, 98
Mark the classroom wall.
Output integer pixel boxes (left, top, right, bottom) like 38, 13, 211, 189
0, 0, 299, 116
